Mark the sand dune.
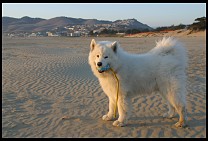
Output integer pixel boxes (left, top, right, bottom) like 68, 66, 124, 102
125, 29, 206, 38
2, 36, 206, 137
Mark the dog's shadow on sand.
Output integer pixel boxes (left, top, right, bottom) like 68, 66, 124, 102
61, 113, 205, 129
127, 115, 175, 128
127, 113, 205, 129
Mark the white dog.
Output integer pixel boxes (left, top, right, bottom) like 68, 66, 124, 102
88, 37, 188, 127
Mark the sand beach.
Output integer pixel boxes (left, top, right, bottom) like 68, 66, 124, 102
2, 33, 206, 137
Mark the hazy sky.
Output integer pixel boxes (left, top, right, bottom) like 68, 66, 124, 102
2, 3, 206, 27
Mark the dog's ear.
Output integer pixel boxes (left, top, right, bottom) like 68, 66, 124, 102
111, 41, 117, 53
90, 39, 96, 51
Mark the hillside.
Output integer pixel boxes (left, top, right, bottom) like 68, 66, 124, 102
2, 16, 153, 33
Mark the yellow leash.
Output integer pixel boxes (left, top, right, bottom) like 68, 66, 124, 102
110, 68, 119, 118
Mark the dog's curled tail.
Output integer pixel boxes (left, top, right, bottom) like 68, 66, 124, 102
150, 37, 188, 68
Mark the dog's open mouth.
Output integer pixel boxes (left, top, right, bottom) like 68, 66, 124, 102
97, 64, 110, 73
98, 70, 104, 73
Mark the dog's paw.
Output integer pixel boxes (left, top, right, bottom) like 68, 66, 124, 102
175, 121, 186, 128
113, 120, 126, 127
163, 112, 174, 119
102, 115, 114, 121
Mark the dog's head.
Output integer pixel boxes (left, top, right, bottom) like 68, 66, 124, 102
89, 39, 118, 73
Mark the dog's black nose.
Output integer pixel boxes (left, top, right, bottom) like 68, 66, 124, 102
97, 62, 102, 66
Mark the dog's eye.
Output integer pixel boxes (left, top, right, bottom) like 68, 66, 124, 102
97, 55, 99, 58
104, 56, 108, 59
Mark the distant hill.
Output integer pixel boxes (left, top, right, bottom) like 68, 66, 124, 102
2, 17, 18, 25
112, 19, 152, 30
2, 16, 44, 26
2, 16, 153, 33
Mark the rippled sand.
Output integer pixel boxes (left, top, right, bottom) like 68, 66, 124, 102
2, 36, 206, 137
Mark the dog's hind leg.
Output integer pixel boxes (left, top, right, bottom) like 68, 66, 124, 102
169, 78, 188, 128
163, 101, 176, 118
164, 92, 187, 127
158, 90, 176, 119
174, 104, 187, 128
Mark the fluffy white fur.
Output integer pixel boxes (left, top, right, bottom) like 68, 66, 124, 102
88, 37, 188, 127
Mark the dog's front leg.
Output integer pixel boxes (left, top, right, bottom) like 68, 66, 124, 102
113, 95, 131, 127
102, 97, 116, 121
